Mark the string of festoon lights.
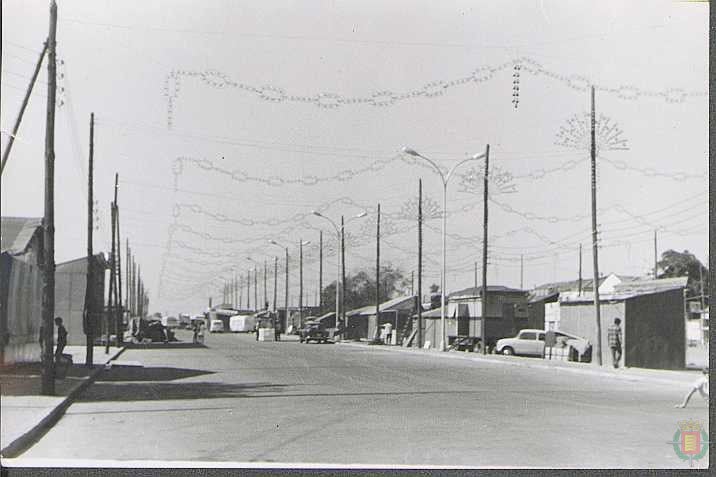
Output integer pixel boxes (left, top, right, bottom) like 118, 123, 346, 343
163, 56, 706, 128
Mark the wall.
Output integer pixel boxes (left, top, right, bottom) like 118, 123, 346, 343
624, 289, 685, 369
0, 254, 43, 364
558, 301, 625, 368
54, 257, 105, 346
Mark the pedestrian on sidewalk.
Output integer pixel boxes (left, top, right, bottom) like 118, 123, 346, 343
675, 368, 709, 408
254, 320, 260, 341
54, 317, 67, 361
607, 317, 622, 369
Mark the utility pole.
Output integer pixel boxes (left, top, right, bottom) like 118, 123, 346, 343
375, 203, 381, 341
254, 266, 258, 311
273, 256, 278, 312
246, 269, 250, 310
590, 86, 603, 366
341, 216, 346, 327
125, 240, 130, 313
480, 145, 490, 355
520, 255, 524, 289
578, 244, 583, 295
699, 262, 706, 311
1, 42, 48, 175
112, 174, 122, 344
299, 240, 304, 327
40, 0, 58, 396
319, 231, 323, 314
411, 271, 414, 296
474, 262, 478, 289
284, 248, 289, 330
263, 260, 267, 309
418, 180, 423, 349
131, 259, 136, 316
116, 207, 123, 344
83, 112, 95, 368
654, 230, 658, 279
107, 201, 115, 355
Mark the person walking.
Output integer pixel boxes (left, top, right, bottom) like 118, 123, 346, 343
54, 317, 68, 361
675, 368, 709, 408
607, 317, 622, 368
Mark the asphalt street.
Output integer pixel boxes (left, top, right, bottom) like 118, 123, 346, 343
19, 330, 708, 467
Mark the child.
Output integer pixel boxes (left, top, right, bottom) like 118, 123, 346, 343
675, 368, 709, 408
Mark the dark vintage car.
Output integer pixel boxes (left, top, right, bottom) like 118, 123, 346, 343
299, 321, 329, 344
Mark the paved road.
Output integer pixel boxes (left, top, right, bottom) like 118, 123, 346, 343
21, 330, 708, 467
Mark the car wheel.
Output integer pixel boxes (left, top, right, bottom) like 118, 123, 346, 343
502, 347, 514, 356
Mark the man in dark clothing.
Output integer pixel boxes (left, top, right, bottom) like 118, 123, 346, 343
54, 317, 67, 361
607, 317, 622, 369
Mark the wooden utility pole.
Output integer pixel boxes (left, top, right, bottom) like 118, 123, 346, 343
654, 230, 658, 279
131, 259, 136, 316
83, 112, 95, 368
263, 260, 267, 309
480, 145, 490, 355
284, 248, 289, 329
590, 86, 603, 366
520, 255, 524, 289
112, 174, 122, 344
115, 186, 123, 345
418, 180, 423, 349
341, 216, 346, 326
299, 240, 304, 326
319, 231, 323, 313
474, 261, 478, 289
578, 244, 583, 295
1, 42, 48, 175
273, 256, 278, 312
375, 203, 381, 341
125, 240, 130, 312
246, 269, 250, 310
254, 265, 258, 311
40, 0, 58, 396
106, 202, 115, 355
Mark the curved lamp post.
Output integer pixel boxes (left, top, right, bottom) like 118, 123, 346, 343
402, 146, 488, 351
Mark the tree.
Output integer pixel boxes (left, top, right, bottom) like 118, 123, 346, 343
656, 249, 708, 299
320, 264, 409, 312
429, 283, 440, 294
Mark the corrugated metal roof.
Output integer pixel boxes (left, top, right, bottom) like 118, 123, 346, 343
448, 285, 525, 299
1, 216, 42, 255
560, 277, 687, 303
346, 295, 417, 317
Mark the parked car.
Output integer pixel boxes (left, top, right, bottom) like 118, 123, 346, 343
139, 319, 175, 343
495, 328, 591, 360
299, 320, 329, 344
209, 319, 225, 333
162, 315, 179, 329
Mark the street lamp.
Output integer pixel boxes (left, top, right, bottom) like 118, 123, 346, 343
312, 210, 367, 332
401, 146, 488, 351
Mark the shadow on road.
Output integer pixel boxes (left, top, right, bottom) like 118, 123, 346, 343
124, 342, 208, 349
80, 381, 289, 402
97, 365, 215, 382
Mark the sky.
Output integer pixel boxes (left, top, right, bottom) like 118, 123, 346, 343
1, 0, 708, 315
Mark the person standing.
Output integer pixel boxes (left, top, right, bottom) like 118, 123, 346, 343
607, 317, 622, 369
54, 317, 67, 361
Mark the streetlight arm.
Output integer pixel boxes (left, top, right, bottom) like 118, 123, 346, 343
403, 148, 446, 184
445, 152, 487, 184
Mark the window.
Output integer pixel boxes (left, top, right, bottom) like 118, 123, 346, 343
538, 333, 545, 341
519, 331, 536, 340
